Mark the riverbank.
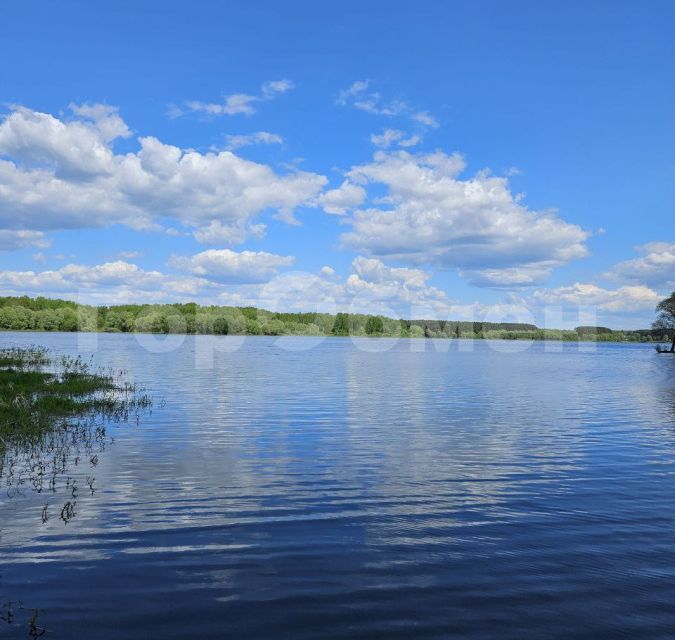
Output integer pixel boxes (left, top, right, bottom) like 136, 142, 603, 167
0, 296, 669, 345
0, 327, 669, 346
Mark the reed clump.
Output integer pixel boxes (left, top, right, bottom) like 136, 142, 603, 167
0, 346, 150, 448
0, 345, 152, 517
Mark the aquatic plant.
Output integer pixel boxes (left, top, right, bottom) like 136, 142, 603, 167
0, 346, 150, 446
0, 346, 152, 635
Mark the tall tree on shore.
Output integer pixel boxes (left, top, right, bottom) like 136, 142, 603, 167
653, 292, 675, 352
365, 316, 384, 335
332, 313, 350, 336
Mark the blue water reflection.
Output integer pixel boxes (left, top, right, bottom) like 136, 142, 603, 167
1, 333, 675, 638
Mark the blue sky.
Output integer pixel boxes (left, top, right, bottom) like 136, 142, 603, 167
0, 0, 673, 328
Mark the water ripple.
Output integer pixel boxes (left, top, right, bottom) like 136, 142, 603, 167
1, 334, 675, 638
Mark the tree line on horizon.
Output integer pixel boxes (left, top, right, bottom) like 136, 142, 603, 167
0, 295, 671, 343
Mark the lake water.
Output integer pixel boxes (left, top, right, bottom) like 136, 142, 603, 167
2, 332, 675, 639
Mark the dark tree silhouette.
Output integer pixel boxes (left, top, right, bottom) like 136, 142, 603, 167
653, 292, 675, 352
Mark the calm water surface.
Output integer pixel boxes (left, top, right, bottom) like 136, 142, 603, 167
2, 332, 675, 639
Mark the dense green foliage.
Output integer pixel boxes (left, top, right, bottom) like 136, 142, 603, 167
653, 292, 675, 352
0, 295, 670, 342
365, 316, 384, 335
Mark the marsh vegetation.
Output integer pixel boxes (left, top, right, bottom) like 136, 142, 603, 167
0, 345, 151, 636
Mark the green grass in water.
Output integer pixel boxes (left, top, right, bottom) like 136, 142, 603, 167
0, 346, 152, 634
0, 346, 149, 447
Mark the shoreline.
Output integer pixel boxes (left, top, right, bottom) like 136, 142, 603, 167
0, 328, 666, 346
1, 296, 668, 345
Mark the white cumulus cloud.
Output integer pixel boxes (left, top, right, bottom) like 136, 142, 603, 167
0, 104, 326, 244
338, 150, 589, 287
532, 282, 661, 312
216, 256, 454, 319
609, 242, 675, 289
317, 180, 367, 215
0, 106, 121, 178
170, 249, 295, 284
0, 260, 211, 304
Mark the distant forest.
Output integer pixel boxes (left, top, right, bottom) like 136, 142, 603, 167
0, 296, 670, 342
